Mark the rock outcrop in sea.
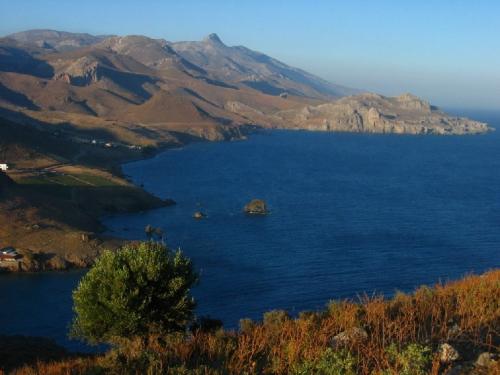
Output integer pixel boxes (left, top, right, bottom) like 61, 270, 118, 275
244, 199, 268, 215
193, 211, 205, 219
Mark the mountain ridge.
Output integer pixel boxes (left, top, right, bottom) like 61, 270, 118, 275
0, 29, 491, 139
6, 29, 113, 52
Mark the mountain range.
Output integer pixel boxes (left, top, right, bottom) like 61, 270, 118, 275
0, 29, 490, 146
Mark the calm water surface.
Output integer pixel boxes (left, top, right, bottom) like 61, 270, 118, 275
1, 110, 499, 351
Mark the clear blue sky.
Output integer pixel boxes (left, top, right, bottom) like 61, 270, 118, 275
1, 0, 499, 109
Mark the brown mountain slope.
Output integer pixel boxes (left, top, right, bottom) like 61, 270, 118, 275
0, 32, 312, 134
6, 29, 110, 52
171, 33, 359, 98
96, 35, 207, 76
0, 29, 491, 144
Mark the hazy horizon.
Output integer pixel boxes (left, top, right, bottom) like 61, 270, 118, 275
1, 0, 499, 110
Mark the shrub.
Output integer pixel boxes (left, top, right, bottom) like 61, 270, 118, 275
239, 318, 256, 334
291, 348, 357, 375
71, 242, 197, 345
384, 343, 431, 375
10, 270, 500, 374
263, 309, 290, 328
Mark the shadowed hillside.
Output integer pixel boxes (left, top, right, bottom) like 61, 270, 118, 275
0, 116, 168, 271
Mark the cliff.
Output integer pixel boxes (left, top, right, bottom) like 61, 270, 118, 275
275, 93, 491, 135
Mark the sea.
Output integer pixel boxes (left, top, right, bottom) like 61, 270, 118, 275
1, 109, 499, 352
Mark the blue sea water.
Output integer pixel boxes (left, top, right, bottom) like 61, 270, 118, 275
1, 109, 499, 351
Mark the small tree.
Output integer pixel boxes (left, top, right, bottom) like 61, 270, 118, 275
71, 242, 197, 345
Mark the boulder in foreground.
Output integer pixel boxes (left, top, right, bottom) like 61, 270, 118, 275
244, 199, 268, 215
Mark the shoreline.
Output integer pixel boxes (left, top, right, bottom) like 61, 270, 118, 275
2, 124, 500, 358
0, 124, 261, 274
1, 112, 495, 275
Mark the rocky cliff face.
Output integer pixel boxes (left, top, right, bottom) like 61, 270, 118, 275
53, 56, 102, 85
276, 93, 491, 135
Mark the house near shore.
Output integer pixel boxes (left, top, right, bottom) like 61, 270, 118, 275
0, 247, 21, 262
0, 164, 8, 171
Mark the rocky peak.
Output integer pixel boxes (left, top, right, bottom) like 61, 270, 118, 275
397, 93, 420, 101
203, 33, 224, 46
396, 93, 431, 112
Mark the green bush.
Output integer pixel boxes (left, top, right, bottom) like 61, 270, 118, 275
384, 343, 431, 375
71, 242, 197, 345
292, 348, 357, 375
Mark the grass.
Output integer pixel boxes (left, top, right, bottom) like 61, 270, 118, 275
18, 173, 118, 188
5, 270, 499, 374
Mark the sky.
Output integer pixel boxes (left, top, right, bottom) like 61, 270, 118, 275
1, 0, 499, 109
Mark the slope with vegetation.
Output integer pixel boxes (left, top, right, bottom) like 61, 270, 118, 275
0, 115, 172, 271
1, 242, 498, 374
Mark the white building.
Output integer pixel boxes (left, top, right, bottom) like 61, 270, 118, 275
0, 164, 8, 171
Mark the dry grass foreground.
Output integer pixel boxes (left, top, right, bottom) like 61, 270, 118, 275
4, 270, 499, 374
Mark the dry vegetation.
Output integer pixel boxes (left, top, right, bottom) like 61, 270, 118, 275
5, 270, 499, 374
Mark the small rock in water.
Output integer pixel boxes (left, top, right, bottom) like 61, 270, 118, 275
244, 199, 268, 215
193, 211, 205, 219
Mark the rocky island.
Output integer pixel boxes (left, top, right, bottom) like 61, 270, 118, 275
244, 199, 269, 215
193, 211, 206, 219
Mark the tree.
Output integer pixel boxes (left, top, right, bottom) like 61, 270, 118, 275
71, 242, 197, 345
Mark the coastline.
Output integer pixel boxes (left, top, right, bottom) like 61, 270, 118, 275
2, 123, 500, 359
0, 110, 494, 274
0, 123, 261, 274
